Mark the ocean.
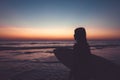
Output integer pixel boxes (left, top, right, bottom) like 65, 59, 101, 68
0, 40, 120, 80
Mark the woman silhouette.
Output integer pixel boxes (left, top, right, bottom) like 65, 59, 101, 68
70, 27, 92, 80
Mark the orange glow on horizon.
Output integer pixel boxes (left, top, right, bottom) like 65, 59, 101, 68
0, 26, 120, 40
0, 27, 73, 40
86, 27, 120, 40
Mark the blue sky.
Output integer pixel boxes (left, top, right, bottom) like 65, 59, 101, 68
0, 0, 120, 40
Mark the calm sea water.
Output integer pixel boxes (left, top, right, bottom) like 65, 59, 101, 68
0, 40, 120, 64
0, 40, 120, 80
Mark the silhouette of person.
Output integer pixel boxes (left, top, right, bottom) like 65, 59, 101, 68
70, 27, 93, 80
69, 27, 120, 80
54, 27, 120, 80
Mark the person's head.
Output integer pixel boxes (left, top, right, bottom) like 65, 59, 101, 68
74, 27, 87, 43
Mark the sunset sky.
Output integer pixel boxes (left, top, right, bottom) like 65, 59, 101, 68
0, 0, 120, 40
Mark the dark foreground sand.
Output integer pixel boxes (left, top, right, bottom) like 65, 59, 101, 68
0, 56, 70, 80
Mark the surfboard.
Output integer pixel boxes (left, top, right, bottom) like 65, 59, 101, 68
54, 47, 120, 79
54, 47, 74, 69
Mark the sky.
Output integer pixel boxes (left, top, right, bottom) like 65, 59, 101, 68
0, 0, 120, 40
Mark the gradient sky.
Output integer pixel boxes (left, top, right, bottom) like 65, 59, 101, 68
0, 0, 120, 40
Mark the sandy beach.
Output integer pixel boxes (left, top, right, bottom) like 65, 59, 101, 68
0, 54, 69, 80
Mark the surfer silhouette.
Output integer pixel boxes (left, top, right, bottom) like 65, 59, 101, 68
54, 27, 120, 80
70, 27, 120, 80
70, 27, 92, 80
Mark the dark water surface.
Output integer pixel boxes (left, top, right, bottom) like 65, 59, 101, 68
0, 40, 120, 80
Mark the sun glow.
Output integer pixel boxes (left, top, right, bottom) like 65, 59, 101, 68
0, 27, 73, 40
86, 27, 120, 40
0, 26, 120, 40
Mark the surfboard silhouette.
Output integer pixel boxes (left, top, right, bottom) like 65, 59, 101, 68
54, 47, 73, 69
54, 47, 120, 80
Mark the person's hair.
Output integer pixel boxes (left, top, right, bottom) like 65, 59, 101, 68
74, 27, 87, 42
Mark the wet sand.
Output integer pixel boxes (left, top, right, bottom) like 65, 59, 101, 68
0, 56, 70, 80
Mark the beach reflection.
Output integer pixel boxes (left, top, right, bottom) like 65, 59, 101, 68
0, 48, 57, 62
